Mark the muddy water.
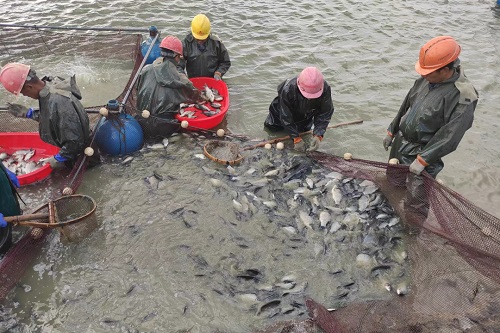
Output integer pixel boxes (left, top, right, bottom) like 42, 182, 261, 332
1, 0, 500, 332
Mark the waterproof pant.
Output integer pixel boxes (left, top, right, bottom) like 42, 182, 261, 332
389, 132, 444, 216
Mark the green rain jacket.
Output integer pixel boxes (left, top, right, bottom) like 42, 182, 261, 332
0, 164, 20, 217
136, 57, 200, 117
32, 76, 90, 162
179, 33, 231, 78
388, 66, 478, 177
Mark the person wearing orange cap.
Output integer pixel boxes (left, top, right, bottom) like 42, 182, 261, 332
264, 66, 334, 152
383, 36, 478, 213
179, 14, 231, 80
0, 63, 94, 169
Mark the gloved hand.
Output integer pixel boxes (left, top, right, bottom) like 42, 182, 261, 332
293, 137, 306, 152
214, 72, 222, 81
383, 133, 393, 151
306, 135, 323, 152
45, 154, 67, 169
0, 213, 7, 228
7, 103, 33, 118
409, 158, 426, 175
5, 167, 20, 188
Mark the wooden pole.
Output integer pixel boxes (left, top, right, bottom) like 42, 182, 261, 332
242, 119, 364, 151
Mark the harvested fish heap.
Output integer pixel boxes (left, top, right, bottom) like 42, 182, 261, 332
0, 149, 46, 176
178, 84, 224, 118
202, 149, 410, 318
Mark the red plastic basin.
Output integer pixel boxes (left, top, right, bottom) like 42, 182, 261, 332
0, 132, 59, 185
175, 77, 230, 130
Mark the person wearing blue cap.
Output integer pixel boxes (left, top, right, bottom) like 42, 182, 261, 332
141, 26, 162, 65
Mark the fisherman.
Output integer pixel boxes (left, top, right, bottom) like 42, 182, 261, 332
136, 35, 202, 139
141, 25, 162, 65
264, 66, 334, 152
0, 163, 21, 253
0, 63, 98, 169
383, 36, 478, 213
179, 14, 231, 80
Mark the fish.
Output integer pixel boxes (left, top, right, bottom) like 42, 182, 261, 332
204, 84, 215, 102
179, 110, 196, 118
195, 103, 212, 112
121, 156, 134, 165
331, 186, 343, 205
210, 102, 222, 109
319, 211, 331, 228
23, 149, 36, 161
214, 95, 224, 102
202, 110, 220, 117
147, 143, 165, 150
298, 211, 313, 229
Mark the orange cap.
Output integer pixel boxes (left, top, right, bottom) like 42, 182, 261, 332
415, 36, 461, 75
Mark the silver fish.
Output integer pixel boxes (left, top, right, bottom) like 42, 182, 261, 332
23, 149, 36, 161
299, 211, 313, 229
204, 84, 215, 102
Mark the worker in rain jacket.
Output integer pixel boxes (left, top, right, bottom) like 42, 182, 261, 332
141, 25, 162, 65
383, 36, 478, 213
136, 35, 202, 140
179, 14, 231, 80
264, 66, 334, 152
0, 63, 97, 169
0, 164, 21, 253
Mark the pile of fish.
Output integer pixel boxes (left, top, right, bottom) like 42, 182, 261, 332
0, 149, 45, 176
187, 150, 411, 319
179, 84, 224, 118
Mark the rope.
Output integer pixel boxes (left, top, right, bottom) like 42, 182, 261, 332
0, 23, 148, 33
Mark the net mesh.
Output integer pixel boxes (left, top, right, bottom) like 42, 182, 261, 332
0, 28, 142, 301
1, 27, 500, 332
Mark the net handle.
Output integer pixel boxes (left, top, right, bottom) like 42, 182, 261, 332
242, 119, 364, 151
3, 194, 97, 229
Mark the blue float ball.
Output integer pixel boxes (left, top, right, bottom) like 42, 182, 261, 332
95, 113, 143, 156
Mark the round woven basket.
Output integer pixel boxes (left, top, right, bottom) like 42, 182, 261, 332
203, 140, 244, 165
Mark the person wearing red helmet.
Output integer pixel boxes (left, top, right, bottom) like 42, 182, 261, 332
0, 63, 94, 169
179, 14, 231, 80
136, 35, 202, 140
383, 36, 478, 214
264, 66, 334, 152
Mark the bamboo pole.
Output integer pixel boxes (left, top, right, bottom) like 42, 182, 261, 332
241, 119, 364, 151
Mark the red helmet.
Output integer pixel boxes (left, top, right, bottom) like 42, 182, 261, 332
160, 36, 183, 55
0, 63, 30, 95
297, 67, 324, 99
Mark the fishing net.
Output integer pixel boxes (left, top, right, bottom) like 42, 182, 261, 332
1, 27, 500, 332
292, 152, 500, 333
0, 27, 143, 301
204, 140, 244, 165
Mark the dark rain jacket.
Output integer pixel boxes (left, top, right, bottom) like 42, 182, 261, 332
264, 78, 334, 139
179, 33, 231, 78
32, 76, 90, 162
136, 57, 201, 117
388, 66, 478, 177
0, 164, 20, 217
